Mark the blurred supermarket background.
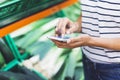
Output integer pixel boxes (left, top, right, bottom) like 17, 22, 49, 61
0, 0, 84, 80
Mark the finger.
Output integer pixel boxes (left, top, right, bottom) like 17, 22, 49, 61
57, 41, 82, 48
68, 41, 83, 48
55, 18, 63, 36
55, 41, 67, 46
57, 45, 66, 48
54, 41, 67, 48
54, 39, 82, 48
55, 18, 62, 31
51, 39, 66, 45
51, 39, 59, 43
61, 18, 70, 35
55, 29, 62, 37
55, 18, 71, 36
56, 18, 67, 35
67, 23, 76, 34
67, 37, 80, 44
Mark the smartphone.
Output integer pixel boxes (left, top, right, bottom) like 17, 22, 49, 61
48, 36, 69, 42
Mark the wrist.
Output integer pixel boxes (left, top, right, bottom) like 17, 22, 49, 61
87, 36, 96, 46
87, 37, 102, 47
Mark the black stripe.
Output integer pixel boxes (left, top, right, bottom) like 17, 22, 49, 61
82, 27, 99, 32
84, 47, 120, 59
109, 56, 120, 59
89, 0, 97, 2
88, 34, 99, 37
83, 15, 120, 25
99, 0, 120, 5
82, 3, 120, 12
81, 32, 99, 37
83, 16, 98, 20
83, 47, 107, 57
99, 26, 120, 28
81, 3, 96, 8
82, 10, 96, 14
82, 3, 120, 11
88, 46, 104, 50
99, 20, 120, 24
82, 21, 98, 26
99, 20, 115, 23
106, 50, 120, 53
97, 6, 120, 11
100, 32, 120, 34
82, 9, 120, 17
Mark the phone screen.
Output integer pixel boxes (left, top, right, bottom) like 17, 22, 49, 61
48, 36, 69, 42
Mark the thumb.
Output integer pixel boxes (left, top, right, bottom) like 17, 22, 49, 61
67, 37, 79, 44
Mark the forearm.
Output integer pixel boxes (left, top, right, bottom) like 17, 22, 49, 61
88, 37, 120, 50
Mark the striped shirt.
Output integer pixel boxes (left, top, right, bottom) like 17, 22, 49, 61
81, 0, 120, 63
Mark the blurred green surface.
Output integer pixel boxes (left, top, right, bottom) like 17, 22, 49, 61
9, 1, 83, 80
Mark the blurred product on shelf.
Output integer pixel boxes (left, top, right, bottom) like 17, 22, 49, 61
12, 2, 83, 80
0, 1, 83, 80
0, 0, 6, 4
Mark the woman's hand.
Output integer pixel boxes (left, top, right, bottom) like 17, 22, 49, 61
52, 34, 91, 49
55, 18, 81, 37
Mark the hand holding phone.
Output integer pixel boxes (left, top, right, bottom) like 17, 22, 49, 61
48, 36, 70, 42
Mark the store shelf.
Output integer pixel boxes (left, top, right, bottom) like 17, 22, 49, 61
0, 0, 78, 38
0, 0, 65, 28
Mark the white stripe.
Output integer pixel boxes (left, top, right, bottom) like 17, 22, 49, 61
106, 52, 120, 58
99, 21, 120, 27
82, 11, 97, 20
98, 13, 120, 21
100, 34, 120, 38
99, 27, 120, 33
82, 22, 98, 30
98, 2, 120, 10
82, 17, 98, 25
82, 27, 99, 37
85, 46, 106, 55
97, 6, 120, 16
81, 0, 97, 5
110, 58, 120, 63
